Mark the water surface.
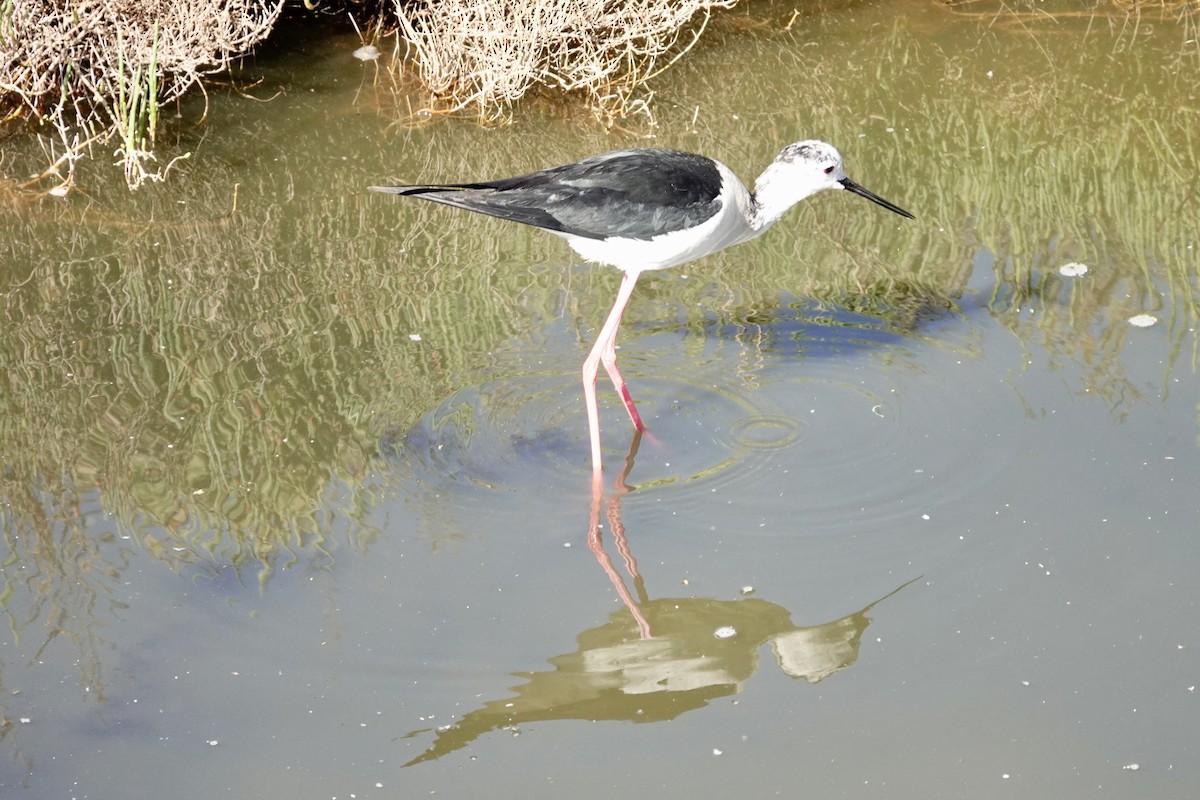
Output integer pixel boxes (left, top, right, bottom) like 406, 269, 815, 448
2, 3, 1199, 798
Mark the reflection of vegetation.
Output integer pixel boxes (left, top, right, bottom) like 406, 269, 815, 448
735, 11, 1200, 418
0, 166, 541, 587
0, 147, 575, 727
940, 0, 1200, 59
0, 501, 130, 708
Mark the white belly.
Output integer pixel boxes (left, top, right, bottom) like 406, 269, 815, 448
559, 163, 764, 274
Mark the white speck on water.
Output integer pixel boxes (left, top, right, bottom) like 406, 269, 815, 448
740, 586, 754, 595
1058, 262, 1089, 277
409, 333, 423, 341
714, 626, 737, 639
712, 748, 723, 756
1123, 763, 1140, 771
1128, 314, 1157, 327
353, 45, 380, 61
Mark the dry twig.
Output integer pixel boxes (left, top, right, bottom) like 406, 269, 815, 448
390, 0, 738, 124
0, 0, 283, 190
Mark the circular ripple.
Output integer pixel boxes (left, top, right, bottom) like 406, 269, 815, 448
598, 374, 804, 495
382, 372, 587, 494
748, 352, 1020, 541
380, 364, 805, 501
726, 413, 804, 451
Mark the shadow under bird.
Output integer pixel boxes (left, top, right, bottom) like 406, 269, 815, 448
371, 140, 914, 479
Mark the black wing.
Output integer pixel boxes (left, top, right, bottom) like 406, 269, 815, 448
371, 149, 725, 241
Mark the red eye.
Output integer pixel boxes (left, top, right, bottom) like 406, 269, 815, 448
823, 165, 835, 175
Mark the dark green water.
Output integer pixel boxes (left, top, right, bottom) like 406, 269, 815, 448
2, 3, 1198, 797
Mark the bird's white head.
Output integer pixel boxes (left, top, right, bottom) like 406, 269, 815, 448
751, 140, 913, 230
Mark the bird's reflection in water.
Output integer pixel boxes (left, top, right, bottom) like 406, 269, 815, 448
588, 429, 652, 638
403, 432, 918, 766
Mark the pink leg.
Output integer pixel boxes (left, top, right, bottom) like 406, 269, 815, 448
582, 270, 645, 474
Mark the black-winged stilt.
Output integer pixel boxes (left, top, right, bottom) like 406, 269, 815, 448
371, 141, 914, 478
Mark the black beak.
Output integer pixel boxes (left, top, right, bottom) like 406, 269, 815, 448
839, 178, 915, 220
